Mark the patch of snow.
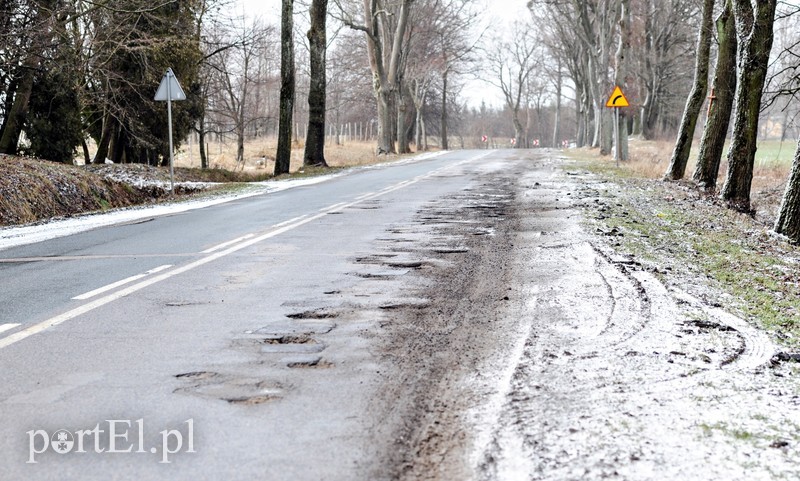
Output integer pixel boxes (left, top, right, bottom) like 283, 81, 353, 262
0, 173, 340, 252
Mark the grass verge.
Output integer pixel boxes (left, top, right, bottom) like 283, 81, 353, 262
563, 143, 800, 348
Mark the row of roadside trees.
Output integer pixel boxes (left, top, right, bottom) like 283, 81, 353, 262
4, 0, 800, 243
660, 0, 800, 243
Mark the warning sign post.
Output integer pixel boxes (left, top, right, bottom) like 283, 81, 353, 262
155, 68, 187, 194
606, 86, 630, 164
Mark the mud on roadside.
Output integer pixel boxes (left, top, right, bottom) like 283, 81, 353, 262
368, 150, 800, 480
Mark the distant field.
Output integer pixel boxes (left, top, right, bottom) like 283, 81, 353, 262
751, 140, 797, 167
80, 136, 430, 173
566, 138, 796, 185
562, 137, 794, 225
685, 139, 797, 169
173, 138, 427, 173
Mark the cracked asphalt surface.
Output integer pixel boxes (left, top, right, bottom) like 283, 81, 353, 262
0, 150, 798, 480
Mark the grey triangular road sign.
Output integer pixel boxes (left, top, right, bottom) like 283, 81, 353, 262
154, 68, 187, 101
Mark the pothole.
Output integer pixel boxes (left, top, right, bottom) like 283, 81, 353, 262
379, 302, 430, 311
246, 321, 335, 336
233, 333, 327, 353
287, 358, 334, 369
165, 301, 208, 307
175, 371, 220, 381
432, 248, 469, 254
349, 272, 394, 280
263, 334, 315, 344
384, 261, 425, 269
225, 395, 277, 406
174, 374, 284, 405
286, 310, 337, 320
282, 354, 335, 369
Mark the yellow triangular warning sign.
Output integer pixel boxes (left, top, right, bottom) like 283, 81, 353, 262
606, 86, 629, 108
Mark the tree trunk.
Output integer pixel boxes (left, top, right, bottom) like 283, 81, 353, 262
414, 92, 423, 151
576, 86, 586, 147
275, 0, 295, 175
303, 0, 328, 166
524, 102, 531, 148
111, 130, 125, 163
552, 59, 562, 149
664, 0, 714, 180
376, 89, 393, 153
589, 58, 602, 148
721, 0, 777, 212
397, 82, 410, 154
199, 129, 207, 169
0, 65, 34, 155
780, 107, 790, 143
93, 114, 115, 164
600, 108, 613, 155
693, 0, 737, 190
81, 139, 90, 165
441, 69, 449, 150
613, 0, 631, 162
774, 139, 800, 242
237, 124, 245, 166
421, 115, 428, 151
598, 13, 614, 157
512, 113, 524, 149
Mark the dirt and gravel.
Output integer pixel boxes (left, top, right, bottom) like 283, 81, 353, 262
345, 150, 799, 480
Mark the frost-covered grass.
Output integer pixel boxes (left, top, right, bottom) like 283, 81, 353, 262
562, 142, 800, 348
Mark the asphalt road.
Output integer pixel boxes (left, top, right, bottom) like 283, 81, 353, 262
1, 149, 796, 481
0, 150, 495, 480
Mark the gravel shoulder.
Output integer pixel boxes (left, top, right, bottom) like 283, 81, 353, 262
367, 150, 800, 480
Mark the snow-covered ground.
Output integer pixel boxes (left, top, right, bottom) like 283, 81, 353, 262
0, 151, 446, 251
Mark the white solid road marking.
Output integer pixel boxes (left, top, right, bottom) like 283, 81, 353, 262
0, 324, 20, 335
201, 234, 255, 254
0, 151, 494, 350
354, 192, 375, 200
71, 264, 173, 301
272, 215, 309, 229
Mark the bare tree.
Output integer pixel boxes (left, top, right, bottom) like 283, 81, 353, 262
0, 0, 57, 154
532, 0, 649, 153
636, 0, 699, 140
207, 19, 271, 166
485, 21, 540, 148
326, 32, 373, 145
429, 0, 481, 151
337, 0, 414, 154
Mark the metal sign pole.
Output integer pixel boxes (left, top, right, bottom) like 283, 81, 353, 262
613, 107, 619, 167
154, 68, 186, 195
605, 86, 629, 166
167, 70, 175, 195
